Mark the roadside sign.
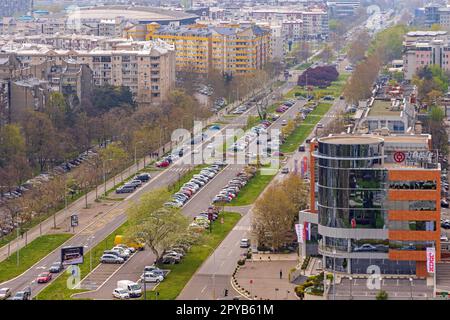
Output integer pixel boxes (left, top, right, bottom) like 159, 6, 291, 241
71, 214, 79, 227
426, 247, 436, 274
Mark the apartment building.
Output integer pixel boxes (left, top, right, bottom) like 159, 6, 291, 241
299, 134, 441, 277
402, 31, 450, 80
147, 23, 271, 76
1, 39, 176, 105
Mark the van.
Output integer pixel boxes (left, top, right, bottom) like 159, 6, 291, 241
114, 235, 145, 251
117, 280, 142, 298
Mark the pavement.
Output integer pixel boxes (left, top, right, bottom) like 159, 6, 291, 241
234, 260, 299, 300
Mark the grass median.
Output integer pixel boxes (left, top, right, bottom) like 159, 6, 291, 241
35, 223, 129, 300
0, 233, 72, 284
280, 103, 331, 153
227, 170, 276, 206
144, 212, 241, 300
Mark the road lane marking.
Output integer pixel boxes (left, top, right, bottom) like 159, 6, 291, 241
201, 285, 207, 293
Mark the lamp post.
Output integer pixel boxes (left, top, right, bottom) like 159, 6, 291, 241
349, 276, 353, 300
134, 141, 144, 174
102, 158, 113, 196
409, 277, 413, 300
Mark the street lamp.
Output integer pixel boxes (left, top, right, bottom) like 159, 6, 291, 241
134, 141, 144, 174
102, 158, 113, 196
409, 277, 413, 300
349, 276, 353, 300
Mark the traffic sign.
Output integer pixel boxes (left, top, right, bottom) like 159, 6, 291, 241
71, 214, 79, 227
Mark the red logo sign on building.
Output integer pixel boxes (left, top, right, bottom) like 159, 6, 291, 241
393, 151, 406, 163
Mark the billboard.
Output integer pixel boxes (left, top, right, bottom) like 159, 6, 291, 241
61, 246, 84, 266
426, 247, 436, 274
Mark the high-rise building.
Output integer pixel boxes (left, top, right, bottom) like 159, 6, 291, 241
299, 134, 441, 277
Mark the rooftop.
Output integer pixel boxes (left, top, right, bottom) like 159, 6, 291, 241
318, 135, 384, 145
65, 6, 198, 22
368, 99, 401, 117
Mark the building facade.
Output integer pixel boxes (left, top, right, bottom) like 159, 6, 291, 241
1, 40, 176, 105
299, 134, 441, 277
147, 23, 271, 75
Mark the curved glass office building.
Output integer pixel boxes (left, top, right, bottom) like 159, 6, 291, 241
299, 134, 441, 277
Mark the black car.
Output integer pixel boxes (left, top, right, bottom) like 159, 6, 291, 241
49, 261, 63, 273
136, 173, 151, 182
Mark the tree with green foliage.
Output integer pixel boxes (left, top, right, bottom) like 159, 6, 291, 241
126, 188, 190, 262
427, 106, 448, 156
90, 85, 135, 116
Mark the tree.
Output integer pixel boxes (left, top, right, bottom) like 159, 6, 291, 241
126, 189, 189, 262
427, 106, 448, 156
279, 173, 309, 213
347, 30, 370, 65
319, 45, 334, 64
99, 141, 128, 185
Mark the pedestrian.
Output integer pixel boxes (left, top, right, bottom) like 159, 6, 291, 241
280, 269, 283, 279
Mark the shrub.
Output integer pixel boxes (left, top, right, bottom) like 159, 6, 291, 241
376, 290, 388, 300
237, 259, 246, 266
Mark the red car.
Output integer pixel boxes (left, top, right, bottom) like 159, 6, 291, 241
37, 272, 52, 283
156, 160, 170, 168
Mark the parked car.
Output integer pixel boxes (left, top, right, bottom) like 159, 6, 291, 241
100, 254, 124, 264
136, 173, 151, 182
112, 288, 130, 299
298, 145, 306, 152
281, 167, 289, 174
49, 261, 63, 273
116, 186, 135, 194
442, 199, 449, 208
161, 254, 181, 264
37, 272, 52, 283
140, 272, 164, 283
0, 288, 11, 300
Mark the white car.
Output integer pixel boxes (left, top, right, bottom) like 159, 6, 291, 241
112, 288, 130, 299
115, 244, 136, 253
112, 247, 131, 257
206, 144, 214, 149
141, 272, 164, 283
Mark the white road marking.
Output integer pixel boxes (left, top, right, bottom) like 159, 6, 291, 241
201, 285, 207, 293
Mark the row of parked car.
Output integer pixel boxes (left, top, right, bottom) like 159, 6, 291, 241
100, 244, 138, 264
275, 99, 296, 114
164, 162, 226, 208
189, 206, 220, 232
212, 167, 256, 204
115, 173, 151, 194
211, 97, 226, 113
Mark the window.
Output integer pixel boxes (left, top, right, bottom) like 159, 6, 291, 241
388, 200, 436, 211
389, 240, 435, 251
389, 180, 436, 190
389, 221, 436, 231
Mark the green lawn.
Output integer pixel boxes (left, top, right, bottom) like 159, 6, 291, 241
0, 233, 72, 283
227, 170, 276, 206
280, 103, 331, 153
284, 74, 350, 100
144, 212, 241, 300
35, 223, 129, 300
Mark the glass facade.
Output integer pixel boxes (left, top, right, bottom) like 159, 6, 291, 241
389, 221, 436, 231
317, 140, 388, 229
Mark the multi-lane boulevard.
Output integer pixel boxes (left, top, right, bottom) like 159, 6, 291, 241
0, 65, 299, 299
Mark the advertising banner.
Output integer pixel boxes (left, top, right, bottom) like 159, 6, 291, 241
426, 247, 436, 274
61, 246, 84, 266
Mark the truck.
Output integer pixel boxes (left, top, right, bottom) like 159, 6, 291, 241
114, 235, 145, 251
117, 280, 142, 298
